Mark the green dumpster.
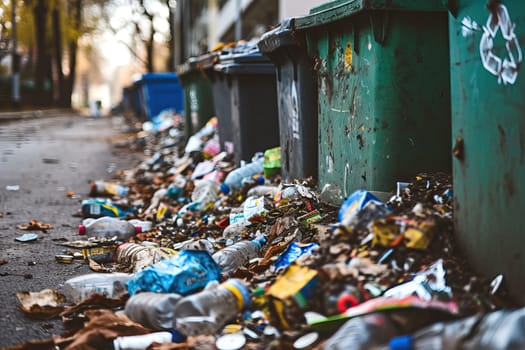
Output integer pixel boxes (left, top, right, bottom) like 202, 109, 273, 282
177, 56, 217, 139
447, 0, 525, 303
295, 0, 451, 198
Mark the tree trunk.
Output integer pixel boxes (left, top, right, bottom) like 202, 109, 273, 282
33, 0, 48, 106
52, 7, 65, 107
146, 19, 154, 72
64, 0, 81, 108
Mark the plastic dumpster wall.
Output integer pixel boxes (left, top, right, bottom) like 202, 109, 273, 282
208, 68, 235, 153
215, 55, 280, 165
447, 0, 525, 303
177, 57, 216, 140
136, 73, 184, 120
295, 0, 452, 195
258, 19, 319, 181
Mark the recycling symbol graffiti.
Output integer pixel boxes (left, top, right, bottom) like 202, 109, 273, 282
479, 4, 522, 85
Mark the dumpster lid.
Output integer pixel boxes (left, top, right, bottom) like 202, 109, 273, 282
136, 72, 180, 82
198, 53, 220, 70
258, 19, 301, 54
214, 62, 275, 76
295, 0, 446, 30
176, 57, 200, 76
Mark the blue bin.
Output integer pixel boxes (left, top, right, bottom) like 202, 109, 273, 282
135, 73, 184, 120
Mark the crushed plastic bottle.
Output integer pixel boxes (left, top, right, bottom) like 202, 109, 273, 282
222, 221, 247, 241
212, 236, 266, 275
220, 157, 264, 194
79, 216, 141, 241
173, 279, 251, 336
383, 307, 525, 350
124, 292, 182, 330
323, 313, 401, 350
63, 272, 132, 303
191, 179, 220, 211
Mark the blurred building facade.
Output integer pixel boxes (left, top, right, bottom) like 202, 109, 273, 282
173, 0, 326, 65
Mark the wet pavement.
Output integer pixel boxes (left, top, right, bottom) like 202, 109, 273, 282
0, 114, 141, 347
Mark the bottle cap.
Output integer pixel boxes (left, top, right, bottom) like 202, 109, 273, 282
337, 294, 359, 313
256, 176, 265, 184
78, 225, 86, 235
135, 226, 142, 234
251, 235, 267, 248
220, 183, 231, 195
222, 279, 251, 310
389, 335, 413, 350
216, 332, 246, 350
293, 332, 319, 349
170, 329, 187, 343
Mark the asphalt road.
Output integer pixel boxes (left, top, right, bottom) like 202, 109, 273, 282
0, 114, 141, 347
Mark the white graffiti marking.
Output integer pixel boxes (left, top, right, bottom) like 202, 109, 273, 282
479, 4, 522, 85
461, 16, 479, 37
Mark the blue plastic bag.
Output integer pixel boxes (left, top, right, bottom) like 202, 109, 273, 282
338, 190, 389, 226
126, 250, 221, 296
274, 242, 319, 270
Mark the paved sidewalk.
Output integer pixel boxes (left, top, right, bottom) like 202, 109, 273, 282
0, 108, 80, 123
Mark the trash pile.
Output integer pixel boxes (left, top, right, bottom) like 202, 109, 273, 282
8, 113, 522, 350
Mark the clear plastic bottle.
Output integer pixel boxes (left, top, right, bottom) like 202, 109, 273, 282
323, 313, 401, 350
191, 179, 220, 211
222, 221, 247, 241
173, 279, 251, 336
63, 272, 132, 303
211, 236, 266, 275
220, 158, 264, 194
78, 216, 140, 241
113, 331, 174, 350
124, 292, 182, 330
380, 307, 525, 350
247, 185, 280, 198
127, 219, 153, 232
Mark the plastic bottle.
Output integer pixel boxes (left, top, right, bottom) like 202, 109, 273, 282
191, 179, 220, 211
79, 216, 141, 241
166, 175, 187, 199
381, 307, 525, 350
113, 331, 174, 350
124, 292, 182, 330
144, 188, 168, 215
63, 272, 132, 303
127, 219, 153, 232
211, 236, 266, 275
319, 183, 344, 205
172, 279, 251, 336
90, 180, 129, 197
220, 158, 264, 194
81, 198, 135, 218
247, 185, 280, 198
323, 313, 401, 350
222, 221, 247, 241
